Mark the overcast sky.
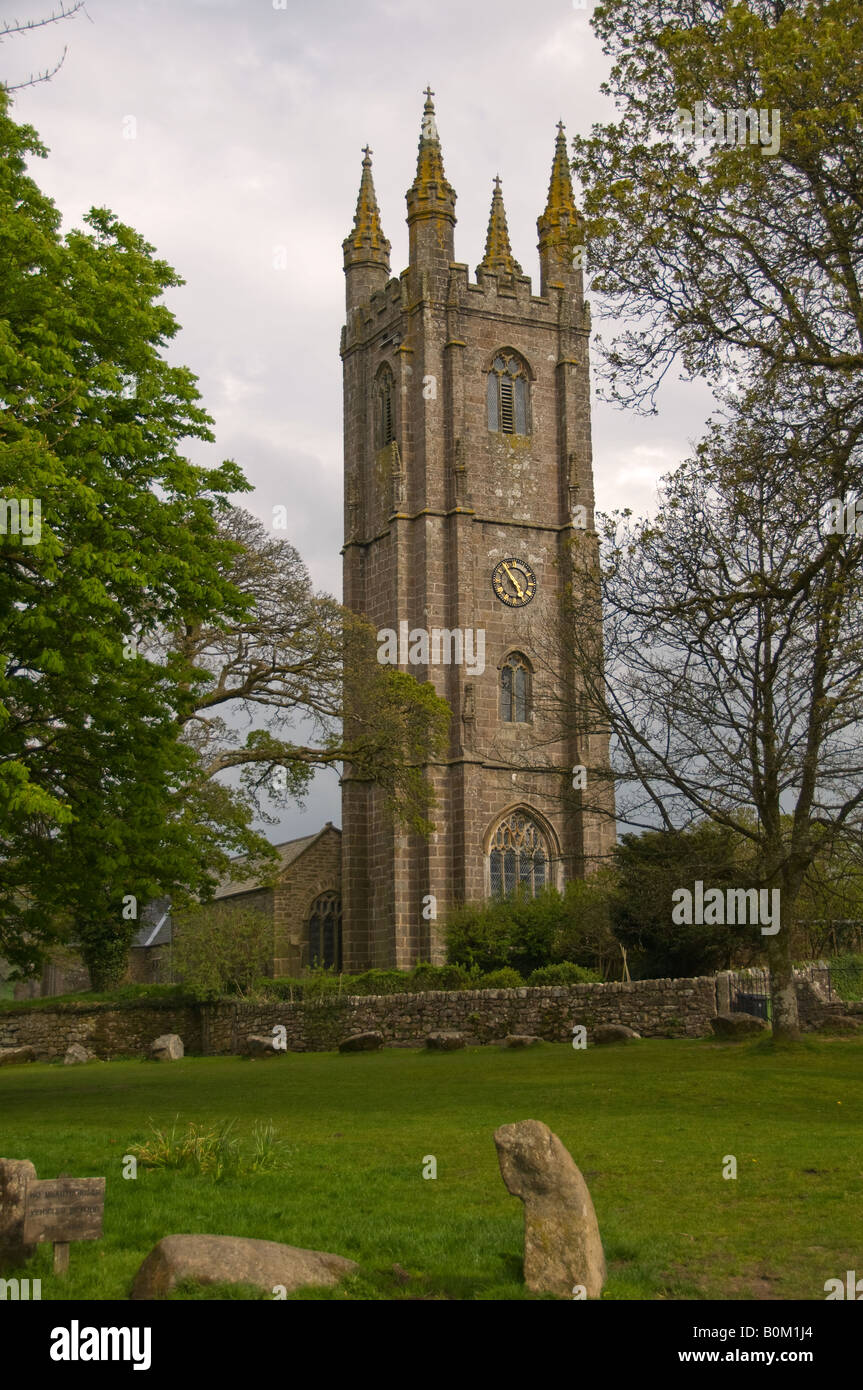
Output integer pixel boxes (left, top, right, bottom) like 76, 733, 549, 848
8, 0, 715, 842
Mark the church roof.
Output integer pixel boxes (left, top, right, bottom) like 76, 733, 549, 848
213, 823, 340, 900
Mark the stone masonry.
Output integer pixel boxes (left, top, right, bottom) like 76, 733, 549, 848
340, 96, 616, 971
0, 976, 718, 1058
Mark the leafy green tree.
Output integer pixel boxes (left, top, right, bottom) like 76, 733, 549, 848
0, 94, 450, 988
613, 821, 764, 979
0, 90, 264, 985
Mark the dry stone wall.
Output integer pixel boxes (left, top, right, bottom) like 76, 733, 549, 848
0, 977, 717, 1058
0, 1001, 203, 1061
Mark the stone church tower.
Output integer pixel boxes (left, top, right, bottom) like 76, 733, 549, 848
340, 92, 615, 971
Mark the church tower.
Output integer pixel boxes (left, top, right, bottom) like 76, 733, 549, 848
340, 94, 615, 970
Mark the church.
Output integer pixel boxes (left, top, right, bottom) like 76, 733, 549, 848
14, 90, 616, 998
337, 90, 615, 971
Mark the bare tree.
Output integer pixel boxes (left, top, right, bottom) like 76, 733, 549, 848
1, 2, 86, 93
541, 381, 863, 1040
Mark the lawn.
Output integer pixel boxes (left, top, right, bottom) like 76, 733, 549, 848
1, 1037, 860, 1300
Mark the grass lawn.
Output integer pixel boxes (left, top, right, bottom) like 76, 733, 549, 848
1, 1037, 860, 1300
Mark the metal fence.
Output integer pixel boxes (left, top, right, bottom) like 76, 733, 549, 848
724, 962, 834, 1021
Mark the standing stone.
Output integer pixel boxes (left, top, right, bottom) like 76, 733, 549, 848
0, 1158, 37, 1270
64, 1043, 92, 1065
494, 1119, 606, 1299
150, 1034, 184, 1061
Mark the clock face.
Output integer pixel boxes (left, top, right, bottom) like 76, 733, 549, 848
491, 557, 537, 608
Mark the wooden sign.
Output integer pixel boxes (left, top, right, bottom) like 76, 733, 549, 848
23, 1178, 105, 1248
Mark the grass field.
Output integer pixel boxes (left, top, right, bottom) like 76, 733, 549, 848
1, 1037, 860, 1300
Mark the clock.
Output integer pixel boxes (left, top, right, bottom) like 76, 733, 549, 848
491, 557, 537, 608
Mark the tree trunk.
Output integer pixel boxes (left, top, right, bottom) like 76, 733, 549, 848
767, 886, 800, 1040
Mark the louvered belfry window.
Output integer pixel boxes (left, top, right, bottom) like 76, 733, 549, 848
488, 352, 529, 435
377, 368, 395, 447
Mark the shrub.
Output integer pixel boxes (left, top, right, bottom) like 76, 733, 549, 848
172, 904, 272, 1001
526, 962, 601, 986
349, 969, 411, 996
409, 962, 473, 992
471, 967, 524, 990
829, 954, 863, 1001
445, 880, 619, 977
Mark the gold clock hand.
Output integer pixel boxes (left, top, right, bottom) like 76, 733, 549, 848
502, 563, 523, 599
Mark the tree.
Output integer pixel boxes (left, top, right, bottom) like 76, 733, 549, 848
0, 93, 450, 988
555, 0, 863, 1037
573, 0, 863, 427
0, 90, 265, 986
156, 506, 451, 840
555, 386, 863, 1037
1, 2, 86, 94
171, 902, 273, 1001
613, 821, 764, 979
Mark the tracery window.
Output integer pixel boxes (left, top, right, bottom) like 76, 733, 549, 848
488, 812, 549, 898
500, 652, 531, 722
308, 891, 342, 971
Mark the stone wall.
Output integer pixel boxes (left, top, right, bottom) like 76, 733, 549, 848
0, 1001, 203, 1061
0, 975, 717, 1059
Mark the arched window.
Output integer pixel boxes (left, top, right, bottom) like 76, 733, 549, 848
308, 891, 342, 971
376, 367, 395, 448
488, 811, 549, 898
487, 352, 530, 435
500, 652, 531, 722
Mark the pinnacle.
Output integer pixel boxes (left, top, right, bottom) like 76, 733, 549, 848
538, 120, 578, 244
479, 175, 522, 278
408, 86, 456, 211
344, 145, 390, 265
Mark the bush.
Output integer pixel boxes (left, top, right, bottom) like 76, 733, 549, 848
409, 962, 474, 992
471, 967, 524, 990
127, 1118, 292, 1180
172, 904, 273, 1001
526, 962, 601, 986
349, 969, 411, 996
829, 954, 863, 1001
445, 881, 618, 977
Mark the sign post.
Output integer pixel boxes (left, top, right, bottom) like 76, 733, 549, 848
22, 1172, 105, 1276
